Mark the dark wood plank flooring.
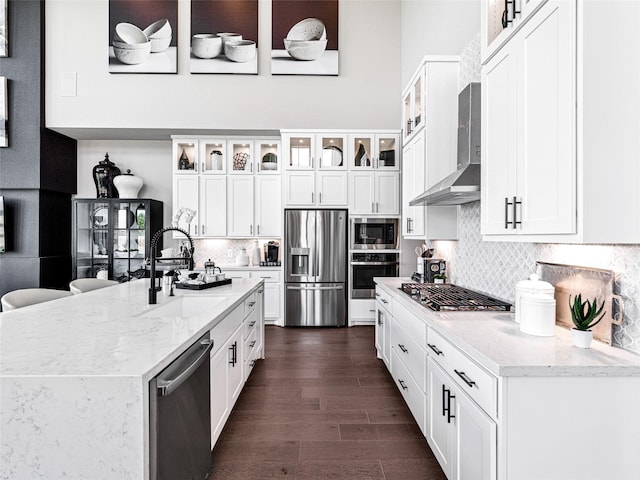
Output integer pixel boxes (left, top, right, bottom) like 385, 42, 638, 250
208, 325, 447, 480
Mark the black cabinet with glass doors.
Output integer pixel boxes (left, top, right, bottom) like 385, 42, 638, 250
72, 199, 163, 281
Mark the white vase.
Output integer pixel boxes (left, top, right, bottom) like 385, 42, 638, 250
113, 170, 143, 198
251, 240, 261, 266
236, 248, 250, 266
571, 328, 593, 348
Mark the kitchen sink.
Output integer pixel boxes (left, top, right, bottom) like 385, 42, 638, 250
136, 295, 227, 319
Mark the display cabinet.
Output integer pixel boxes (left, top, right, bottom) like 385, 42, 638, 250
72, 198, 163, 282
348, 134, 400, 170
173, 139, 198, 173
255, 140, 281, 173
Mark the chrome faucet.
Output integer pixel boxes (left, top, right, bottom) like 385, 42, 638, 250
148, 227, 195, 304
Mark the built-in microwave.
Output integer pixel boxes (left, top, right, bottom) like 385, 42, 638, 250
350, 218, 399, 250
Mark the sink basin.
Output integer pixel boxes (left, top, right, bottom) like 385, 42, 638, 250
136, 295, 227, 319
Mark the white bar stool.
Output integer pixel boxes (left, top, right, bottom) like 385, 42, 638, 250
69, 278, 119, 294
1, 288, 73, 311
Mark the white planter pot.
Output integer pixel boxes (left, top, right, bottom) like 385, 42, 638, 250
113, 170, 143, 198
571, 328, 593, 348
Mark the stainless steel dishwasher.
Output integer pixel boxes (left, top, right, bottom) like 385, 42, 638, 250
149, 332, 214, 480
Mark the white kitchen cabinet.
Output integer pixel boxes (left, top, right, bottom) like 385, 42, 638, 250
285, 172, 315, 205
348, 134, 400, 170
209, 336, 230, 445
428, 358, 497, 480
316, 171, 348, 206
349, 171, 399, 215
402, 65, 426, 142
199, 139, 227, 174
173, 138, 199, 173
249, 270, 281, 323
374, 287, 393, 368
172, 175, 200, 236
400, 57, 459, 240
349, 298, 376, 325
482, 0, 575, 238
282, 132, 348, 171
227, 176, 254, 237
200, 176, 227, 237
254, 176, 282, 237
227, 140, 255, 174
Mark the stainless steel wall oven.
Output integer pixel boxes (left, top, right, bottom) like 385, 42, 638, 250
351, 252, 399, 298
350, 217, 399, 250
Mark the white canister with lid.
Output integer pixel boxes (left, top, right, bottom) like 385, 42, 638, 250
519, 293, 557, 336
514, 273, 555, 323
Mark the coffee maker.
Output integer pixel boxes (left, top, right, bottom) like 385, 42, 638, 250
264, 241, 280, 265
412, 258, 447, 283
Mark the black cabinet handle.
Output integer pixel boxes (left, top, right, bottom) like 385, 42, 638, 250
504, 197, 512, 228
229, 341, 238, 366
427, 343, 443, 356
250, 340, 256, 348
377, 319, 383, 326
398, 344, 408, 354
381, 298, 388, 304
398, 379, 408, 391
512, 196, 522, 229
442, 384, 456, 424
454, 369, 477, 388
249, 320, 256, 327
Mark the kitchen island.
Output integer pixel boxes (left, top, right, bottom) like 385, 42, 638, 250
375, 277, 640, 480
0, 278, 263, 480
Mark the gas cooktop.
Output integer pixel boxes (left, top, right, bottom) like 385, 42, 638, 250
400, 283, 512, 312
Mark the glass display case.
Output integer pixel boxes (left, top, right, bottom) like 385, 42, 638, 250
72, 198, 163, 282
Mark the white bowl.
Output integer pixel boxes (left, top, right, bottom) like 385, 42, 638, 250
143, 19, 172, 39
149, 35, 171, 53
113, 40, 152, 50
218, 32, 243, 50
113, 43, 151, 64
192, 34, 222, 59
225, 40, 256, 63
114, 22, 148, 44
286, 18, 326, 41
284, 38, 327, 61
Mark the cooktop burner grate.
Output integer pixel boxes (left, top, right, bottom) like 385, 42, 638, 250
400, 283, 512, 312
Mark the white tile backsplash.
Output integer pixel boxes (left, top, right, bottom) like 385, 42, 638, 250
432, 201, 640, 354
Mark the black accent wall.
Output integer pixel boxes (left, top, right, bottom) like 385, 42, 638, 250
0, 0, 77, 298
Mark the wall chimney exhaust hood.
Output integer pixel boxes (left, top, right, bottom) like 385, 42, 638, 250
410, 82, 481, 206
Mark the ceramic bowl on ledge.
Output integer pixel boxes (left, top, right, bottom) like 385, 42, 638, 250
284, 38, 327, 61
192, 34, 222, 59
225, 40, 256, 63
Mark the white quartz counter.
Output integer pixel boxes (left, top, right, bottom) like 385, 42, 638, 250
0, 278, 262, 480
375, 278, 640, 377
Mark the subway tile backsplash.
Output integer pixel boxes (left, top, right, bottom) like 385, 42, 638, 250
432, 201, 640, 354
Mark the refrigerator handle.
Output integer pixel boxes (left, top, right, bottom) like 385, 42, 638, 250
286, 285, 344, 291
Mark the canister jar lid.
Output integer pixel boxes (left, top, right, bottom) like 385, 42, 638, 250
520, 292, 556, 305
515, 274, 555, 295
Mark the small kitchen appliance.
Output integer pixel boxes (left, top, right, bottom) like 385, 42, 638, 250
264, 241, 280, 263
350, 217, 399, 250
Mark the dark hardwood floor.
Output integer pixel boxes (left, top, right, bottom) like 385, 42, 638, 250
208, 325, 447, 480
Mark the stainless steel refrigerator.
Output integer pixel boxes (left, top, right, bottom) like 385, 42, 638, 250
284, 209, 348, 327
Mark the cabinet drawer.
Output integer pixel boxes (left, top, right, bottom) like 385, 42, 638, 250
391, 316, 427, 391
351, 299, 377, 319
244, 309, 258, 338
244, 327, 257, 361
391, 348, 426, 436
375, 288, 393, 315
244, 292, 257, 317
393, 300, 427, 347
250, 270, 281, 283
226, 271, 251, 280
428, 328, 497, 417
209, 304, 244, 356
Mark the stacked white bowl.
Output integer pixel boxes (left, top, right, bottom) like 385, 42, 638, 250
143, 19, 172, 53
284, 18, 327, 61
113, 22, 151, 65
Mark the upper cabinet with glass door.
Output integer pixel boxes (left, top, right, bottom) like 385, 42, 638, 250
173, 138, 199, 173
348, 133, 400, 170
228, 140, 255, 174
256, 140, 281, 174
283, 132, 347, 170
481, 0, 548, 62
402, 66, 426, 142
199, 138, 227, 174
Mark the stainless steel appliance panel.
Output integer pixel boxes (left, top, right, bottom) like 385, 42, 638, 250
149, 333, 213, 480
350, 253, 399, 299
350, 217, 399, 250
285, 283, 346, 327
285, 209, 317, 283
316, 209, 347, 283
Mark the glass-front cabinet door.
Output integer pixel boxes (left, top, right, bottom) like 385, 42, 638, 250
256, 140, 281, 173
317, 134, 347, 170
228, 140, 254, 174
74, 200, 110, 279
349, 134, 400, 170
173, 139, 198, 173
112, 201, 147, 281
200, 139, 227, 174
285, 134, 315, 170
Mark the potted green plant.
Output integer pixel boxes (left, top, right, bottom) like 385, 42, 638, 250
569, 294, 606, 348
433, 273, 446, 284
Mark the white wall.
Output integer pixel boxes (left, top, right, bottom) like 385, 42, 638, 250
400, 0, 479, 87
45, 0, 402, 136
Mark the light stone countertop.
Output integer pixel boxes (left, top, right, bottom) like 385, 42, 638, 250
375, 277, 640, 377
0, 278, 262, 480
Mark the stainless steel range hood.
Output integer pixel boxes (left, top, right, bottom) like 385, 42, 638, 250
410, 82, 481, 206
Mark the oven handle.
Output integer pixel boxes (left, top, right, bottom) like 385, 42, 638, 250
350, 261, 399, 266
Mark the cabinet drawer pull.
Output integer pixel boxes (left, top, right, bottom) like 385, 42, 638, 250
443, 384, 456, 423
398, 379, 408, 390
398, 344, 408, 354
368, 309, 376, 312
248, 301, 256, 307
454, 369, 476, 388
427, 343, 443, 356
250, 340, 256, 348
249, 320, 256, 327
202, 225, 205, 235
250, 360, 256, 367
258, 289, 264, 293
377, 319, 383, 326
381, 298, 388, 304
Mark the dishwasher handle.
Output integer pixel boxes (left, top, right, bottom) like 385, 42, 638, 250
157, 338, 214, 397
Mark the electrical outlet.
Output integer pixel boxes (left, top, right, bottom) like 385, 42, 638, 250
227, 249, 233, 258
